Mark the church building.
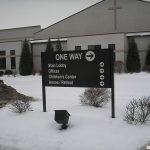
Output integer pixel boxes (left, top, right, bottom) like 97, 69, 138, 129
0, 26, 41, 73
32, 0, 150, 73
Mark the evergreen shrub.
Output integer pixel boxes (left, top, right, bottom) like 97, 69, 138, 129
45, 38, 54, 53
126, 38, 141, 72
56, 37, 63, 51
143, 45, 150, 72
5, 70, 13, 75
19, 39, 33, 76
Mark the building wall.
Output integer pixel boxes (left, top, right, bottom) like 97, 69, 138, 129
0, 26, 41, 74
0, 41, 22, 73
32, 33, 127, 71
67, 33, 126, 62
34, 0, 150, 39
124, 36, 150, 70
32, 0, 150, 72
134, 36, 150, 68
32, 41, 67, 72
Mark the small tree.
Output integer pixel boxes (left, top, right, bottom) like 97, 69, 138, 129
45, 38, 54, 53
19, 39, 33, 76
126, 38, 141, 72
145, 44, 150, 65
56, 37, 62, 51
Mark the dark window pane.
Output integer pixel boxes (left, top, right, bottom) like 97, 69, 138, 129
0, 51, 6, 56
95, 45, 101, 50
10, 50, 15, 55
108, 44, 115, 50
0, 58, 6, 69
11, 57, 16, 69
88, 45, 101, 50
88, 45, 95, 50
75, 46, 81, 51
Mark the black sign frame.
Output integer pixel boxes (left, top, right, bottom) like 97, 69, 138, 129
41, 49, 115, 118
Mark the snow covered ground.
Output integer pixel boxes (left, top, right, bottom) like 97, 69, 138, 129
0, 73, 150, 150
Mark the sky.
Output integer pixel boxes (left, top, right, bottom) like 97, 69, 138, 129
0, 0, 150, 30
0, 0, 101, 30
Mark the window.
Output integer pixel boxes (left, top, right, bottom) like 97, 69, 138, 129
0, 51, 6, 69
88, 45, 101, 50
11, 57, 16, 69
75, 46, 81, 51
0, 51, 6, 56
0, 58, 6, 69
108, 44, 115, 50
10, 50, 15, 55
95, 45, 101, 50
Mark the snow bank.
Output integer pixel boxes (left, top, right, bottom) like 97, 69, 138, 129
0, 72, 150, 150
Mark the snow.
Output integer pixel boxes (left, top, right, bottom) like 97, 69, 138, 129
0, 73, 150, 150
126, 32, 150, 37
30, 38, 68, 44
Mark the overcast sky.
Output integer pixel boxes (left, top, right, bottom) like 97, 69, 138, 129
0, 0, 150, 30
0, 0, 101, 30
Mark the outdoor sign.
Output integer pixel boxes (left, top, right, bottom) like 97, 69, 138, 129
41, 49, 115, 118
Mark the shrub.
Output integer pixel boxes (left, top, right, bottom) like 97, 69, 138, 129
13, 71, 17, 77
45, 38, 54, 53
38, 70, 42, 75
0, 71, 4, 76
9, 100, 32, 113
145, 44, 150, 65
143, 44, 150, 72
56, 37, 63, 51
32, 68, 36, 75
126, 38, 141, 73
143, 65, 150, 72
19, 39, 33, 76
115, 61, 124, 73
80, 88, 110, 107
0, 79, 4, 83
5, 70, 13, 75
124, 96, 150, 124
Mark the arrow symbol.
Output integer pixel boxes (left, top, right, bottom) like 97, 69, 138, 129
86, 52, 94, 59
85, 51, 95, 61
